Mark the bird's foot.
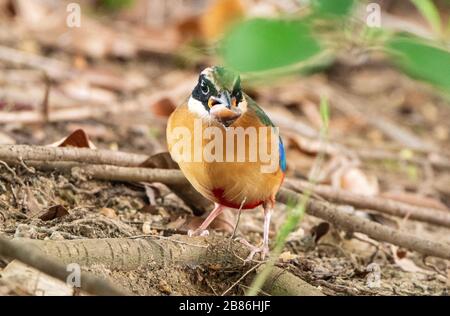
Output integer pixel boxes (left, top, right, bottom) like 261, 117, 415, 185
236, 238, 269, 262
188, 229, 209, 237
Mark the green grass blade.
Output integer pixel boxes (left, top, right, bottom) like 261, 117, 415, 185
411, 0, 442, 37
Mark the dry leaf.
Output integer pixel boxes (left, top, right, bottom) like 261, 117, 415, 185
310, 222, 330, 243
144, 184, 160, 206
100, 207, 117, 219
48, 129, 96, 149
279, 251, 297, 262
65, 123, 115, 141
39, 205, 69, 221
150, 97, 176, 117
175, 16, 202, 40
200, 0, 244, 41
26, 187, 42, 216
391, 245, 431, 275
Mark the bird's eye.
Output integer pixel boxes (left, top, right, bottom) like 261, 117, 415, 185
233, 90, 242, 103
201, 82, 209, 95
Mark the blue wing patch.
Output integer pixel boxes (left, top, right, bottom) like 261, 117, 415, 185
279, 136, 286, 172
245, 94, 286, 172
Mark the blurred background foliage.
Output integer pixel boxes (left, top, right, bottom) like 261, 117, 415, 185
213, 0, 450, 95
4, 0, 449, 94
91, 0, 450, 97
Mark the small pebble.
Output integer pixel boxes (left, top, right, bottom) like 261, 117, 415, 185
142, 221, 152, 234
100, 207, 117, 218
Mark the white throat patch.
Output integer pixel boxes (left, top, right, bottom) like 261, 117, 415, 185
188, 96, 209, 119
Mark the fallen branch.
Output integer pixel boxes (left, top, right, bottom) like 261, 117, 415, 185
2, 139, 450, 174
285, 179, 450, 228
0, 145, 148, 167
0, 236, 127, 296
72, 164, 188, 185
9, 236, 323, 296
277, 188, 450, 260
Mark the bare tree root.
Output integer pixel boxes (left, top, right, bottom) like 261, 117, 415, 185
0, 236, 127, 296
285, 179, 450, 228
8, 236, 323, 296
1, 146, 449, 259
259, 266, 323, 296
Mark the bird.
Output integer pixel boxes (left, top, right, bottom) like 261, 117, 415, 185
166, 66, 286, 260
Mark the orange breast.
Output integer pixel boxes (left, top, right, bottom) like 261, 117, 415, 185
167, 102, 284, 209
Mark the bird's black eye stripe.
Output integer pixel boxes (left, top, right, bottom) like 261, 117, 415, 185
232, 88, 242, 102
192, 75, 217, 110
231, 77, 242, 102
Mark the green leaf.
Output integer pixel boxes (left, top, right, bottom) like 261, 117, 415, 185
410, 0, 442, 36
386, 35, 450, 92
221, 18, 322, 72
311, 0, 355, 16
100, 0, 134, 11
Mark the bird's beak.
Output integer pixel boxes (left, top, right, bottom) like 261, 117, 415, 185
209, 91, 241, 127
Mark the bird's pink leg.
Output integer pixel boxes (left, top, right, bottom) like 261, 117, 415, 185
188, 203, 224, 237
238, 204, 273, 262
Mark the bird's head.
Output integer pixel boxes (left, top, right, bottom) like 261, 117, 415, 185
188, 66, 246, 127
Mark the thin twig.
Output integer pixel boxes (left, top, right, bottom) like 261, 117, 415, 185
221, 262, 263, 296
0, 160, 25, 186
228, 197, 246, 250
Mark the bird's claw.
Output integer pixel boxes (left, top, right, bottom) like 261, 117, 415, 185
236, 238, 269, 262
188, 229, 209, 237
